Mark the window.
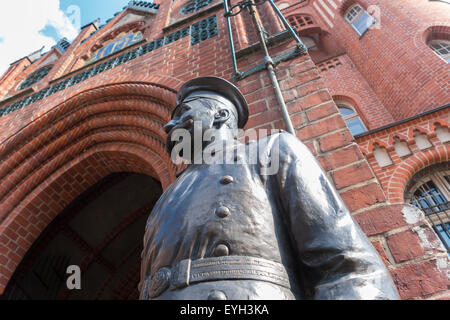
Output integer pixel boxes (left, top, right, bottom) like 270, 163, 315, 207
87, 32, 144, 64
406, 164, 450, 254
317, 58, 342, 72
436, 223, 450, 249
336, 103, 366, 136
180, 0, 215, 14
18, 65, 53, 90
345, 4, 375, 36
411, 179, 448, 213
287, 15, 314, 30
428, 39, 450, 63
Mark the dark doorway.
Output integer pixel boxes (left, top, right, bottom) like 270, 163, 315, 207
3, 172, 162, 300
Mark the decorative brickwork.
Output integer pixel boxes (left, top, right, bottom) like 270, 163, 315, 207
181, 0, 216, 15
357, 108, 450, 203
287, 14, 314, 29
317, 57, 342, 72
0, 15, 218, 118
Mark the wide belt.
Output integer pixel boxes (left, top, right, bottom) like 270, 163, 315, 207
145, 256, 291, 299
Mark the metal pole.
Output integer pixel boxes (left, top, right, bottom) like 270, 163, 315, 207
223, 0, 241, 80
267, 0, 307, 53
247, 0, 296, 135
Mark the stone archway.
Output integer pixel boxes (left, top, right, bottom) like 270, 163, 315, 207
386, 144, 450, 203
0, 82, 179, 294
3, 172, 162, 300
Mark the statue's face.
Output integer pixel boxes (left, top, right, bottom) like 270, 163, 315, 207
163, 96, 218, 156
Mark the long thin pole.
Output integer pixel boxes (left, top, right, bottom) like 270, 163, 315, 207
223, 0, 240, 79
247, 0, 296, 135
267, 0, 307, 53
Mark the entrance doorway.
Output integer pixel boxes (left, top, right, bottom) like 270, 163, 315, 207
3, 172, 162, 300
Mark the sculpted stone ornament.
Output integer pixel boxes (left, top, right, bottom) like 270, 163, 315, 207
139, 76, 400, 300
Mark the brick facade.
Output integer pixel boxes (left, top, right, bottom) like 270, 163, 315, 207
0, 0, 448, 299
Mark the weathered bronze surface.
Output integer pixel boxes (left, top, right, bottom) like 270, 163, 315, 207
140, 76, 400, 300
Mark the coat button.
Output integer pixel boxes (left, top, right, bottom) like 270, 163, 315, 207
208, 290, 227, 300
220, 175, 234, 185
214, 244, 230, 257
215, 206, 231, 218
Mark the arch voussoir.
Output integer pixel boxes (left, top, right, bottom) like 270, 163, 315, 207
386, 144, 450, 202
0, 141, 172, 294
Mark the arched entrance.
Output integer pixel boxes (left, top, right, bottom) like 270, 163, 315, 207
0, 81, 180, 296
3, 172, 162, 299
405, 162, 450, 253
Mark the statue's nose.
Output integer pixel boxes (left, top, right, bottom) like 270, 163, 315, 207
163, 119, 177, 134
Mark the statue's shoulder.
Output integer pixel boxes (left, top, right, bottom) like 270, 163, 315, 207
254, 130, 306, 151
252, 131, 312, 169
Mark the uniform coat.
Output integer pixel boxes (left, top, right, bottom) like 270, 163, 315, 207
140, 132, 399, 300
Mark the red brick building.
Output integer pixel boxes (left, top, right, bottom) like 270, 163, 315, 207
0, 0, 448, 300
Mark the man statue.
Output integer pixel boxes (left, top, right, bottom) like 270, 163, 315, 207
139, 76, 400, 300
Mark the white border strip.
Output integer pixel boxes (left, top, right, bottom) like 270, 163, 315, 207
319, 0, 335, 18
313, 1, 334, 28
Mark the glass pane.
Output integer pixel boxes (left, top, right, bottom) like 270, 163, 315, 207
435, 223, 450, 252
346, 5, 362, 22
353, 12, 375, 36
430, 43, 442, 50
429, 40, 450, 61
338, 107, 355, 117
346, 117, 366, 136
413, 180, 448, 213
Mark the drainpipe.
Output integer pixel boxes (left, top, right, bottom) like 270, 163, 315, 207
246, 0, 296, 135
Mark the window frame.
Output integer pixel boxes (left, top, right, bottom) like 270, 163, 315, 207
428, 39, 450, 63
345, 4, 363, 23
180, 0, 215, 15
336, 101, 367, 136
344, 4, 375, 37
287, 14, 314, 30
406, 167, 450, 253
18, 65, 53, 91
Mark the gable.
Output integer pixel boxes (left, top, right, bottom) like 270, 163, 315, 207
87, 31, 144, 64
110, 13, 146, 32
81, 10, 155, 66
38, 51, 59, 68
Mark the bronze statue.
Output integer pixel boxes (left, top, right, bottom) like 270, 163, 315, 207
139, 76, 400, 300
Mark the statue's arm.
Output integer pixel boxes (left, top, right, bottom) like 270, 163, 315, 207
273, 133, 399, 300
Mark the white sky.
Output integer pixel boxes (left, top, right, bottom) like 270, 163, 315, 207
0, 0, 79, 76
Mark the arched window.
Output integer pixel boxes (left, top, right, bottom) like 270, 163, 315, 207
405, 163, 450, 253
344, 4, 375, 36
336, 102, 366, 136
428, 39, 450, 63
18, 65, 53, 90
287, 15, 318, 51
287, 15, 314, 30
